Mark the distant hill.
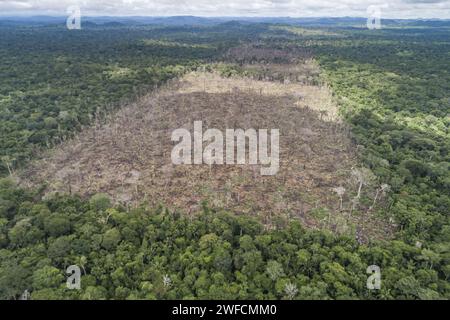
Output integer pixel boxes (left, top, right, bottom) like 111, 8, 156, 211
1, 15, 450, 28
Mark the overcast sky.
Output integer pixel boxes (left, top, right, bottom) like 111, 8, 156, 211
1, 0, 450, 19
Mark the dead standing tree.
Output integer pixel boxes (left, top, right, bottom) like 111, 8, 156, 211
1, 156, 15, 177
369, 183, 391, 211
350, 167, 376, 200
332, 186, 346, 211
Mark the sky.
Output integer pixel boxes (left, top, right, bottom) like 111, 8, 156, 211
0, 0, 450, 19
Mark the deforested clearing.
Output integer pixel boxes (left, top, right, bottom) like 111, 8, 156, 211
21, 63, 394, 242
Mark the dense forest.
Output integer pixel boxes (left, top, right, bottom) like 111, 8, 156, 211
0, 21, 449, 299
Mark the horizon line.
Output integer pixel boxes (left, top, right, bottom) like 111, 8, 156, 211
0, 15, 450, 21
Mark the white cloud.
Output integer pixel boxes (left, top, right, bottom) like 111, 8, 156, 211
0, 0, 449, 18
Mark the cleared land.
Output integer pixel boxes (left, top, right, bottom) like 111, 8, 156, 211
21, 60, 394, 242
